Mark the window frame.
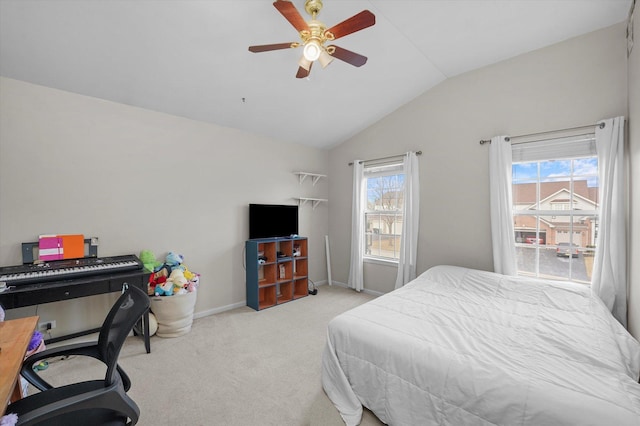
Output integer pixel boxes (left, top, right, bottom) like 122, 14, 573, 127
362, 162, 405, 264
511, 134, 599, 285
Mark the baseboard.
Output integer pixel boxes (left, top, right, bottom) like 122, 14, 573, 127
193, 301, 246, 319
192, 279, 383, 319
362, 288, 384, 297
319, 280, 346, 288
317, 280, 384, 297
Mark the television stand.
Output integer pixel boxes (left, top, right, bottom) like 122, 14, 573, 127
245, 237, 308, 310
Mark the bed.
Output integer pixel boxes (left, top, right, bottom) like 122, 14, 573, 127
322, 265, 640, 425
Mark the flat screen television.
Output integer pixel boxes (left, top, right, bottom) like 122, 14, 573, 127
249, 204, 299, 239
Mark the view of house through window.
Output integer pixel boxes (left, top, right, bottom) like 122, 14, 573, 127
364, 162, 404, 261
512, 155, 599, 284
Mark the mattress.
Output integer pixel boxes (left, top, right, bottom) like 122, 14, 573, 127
322, 265, 640, 425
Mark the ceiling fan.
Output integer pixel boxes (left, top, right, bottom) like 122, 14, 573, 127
248, 0, 375, 78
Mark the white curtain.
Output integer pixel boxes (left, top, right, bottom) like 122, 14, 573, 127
592, 116, 627, 326
348, 160, 365, 292
489, 136, 517, 275
395, 152, 420, 289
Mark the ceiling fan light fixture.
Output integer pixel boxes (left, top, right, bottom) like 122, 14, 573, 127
318, 49, 334, 68
303, 40, 321, 61
298, 56, 312, 71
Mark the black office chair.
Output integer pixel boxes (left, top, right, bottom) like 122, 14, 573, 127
7, 285, 150, 426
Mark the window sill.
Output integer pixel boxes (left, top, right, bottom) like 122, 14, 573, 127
364, 257, 398, 267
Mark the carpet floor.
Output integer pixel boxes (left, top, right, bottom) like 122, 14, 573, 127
25, 285, 386, 426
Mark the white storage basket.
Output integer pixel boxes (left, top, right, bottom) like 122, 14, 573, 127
150, 290, 197, 338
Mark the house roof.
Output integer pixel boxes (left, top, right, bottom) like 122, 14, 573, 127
513, 180, 597, 205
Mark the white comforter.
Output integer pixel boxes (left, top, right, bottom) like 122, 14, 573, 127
322, 265, 640, 426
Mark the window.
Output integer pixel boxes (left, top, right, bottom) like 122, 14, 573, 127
511, 134, 598, 284
363, 162, 404, 262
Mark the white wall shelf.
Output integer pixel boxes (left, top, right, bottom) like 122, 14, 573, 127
295, 197, 328, 210
294, 172, 326, 186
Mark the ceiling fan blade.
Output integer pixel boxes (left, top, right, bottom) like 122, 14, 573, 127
273, 1, 309, 33
248, 42, 297, 53
296, 61, 313, 78
328, 45, 367, 67
324, 10, 375, 40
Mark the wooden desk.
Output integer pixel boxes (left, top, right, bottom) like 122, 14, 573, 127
0, 316, 38, 415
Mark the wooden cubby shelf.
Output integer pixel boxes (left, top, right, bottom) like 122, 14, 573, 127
293, 278, 308, 299
258, 286, 276, 310
246, 236, 308, 311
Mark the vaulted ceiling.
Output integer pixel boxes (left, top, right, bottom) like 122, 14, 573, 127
0, 0, 632, 148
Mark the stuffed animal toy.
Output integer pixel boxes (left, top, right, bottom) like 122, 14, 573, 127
186, 274, 200, 292
183, 265, 196, 281
154, 269, 189, 296
162, 252, 184, 274
167, 268, 188, 294
154, 279, 174, 296
140, 250, 162, 273
147, 267, 169, 295
153, 268, 173, 296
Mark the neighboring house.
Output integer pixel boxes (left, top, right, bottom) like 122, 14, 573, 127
512, 181, 598, 248
371, 180, 600, 248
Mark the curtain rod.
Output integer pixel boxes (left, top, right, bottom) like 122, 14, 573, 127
478, 122, 605, 145
348, 151, 421, 166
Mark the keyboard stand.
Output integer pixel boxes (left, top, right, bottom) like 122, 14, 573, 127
0, 268, 151, 353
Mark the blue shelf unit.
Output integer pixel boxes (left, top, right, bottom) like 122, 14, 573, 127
245, 237, 308, 311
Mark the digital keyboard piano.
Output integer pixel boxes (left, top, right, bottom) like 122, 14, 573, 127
0, 254, 151, 353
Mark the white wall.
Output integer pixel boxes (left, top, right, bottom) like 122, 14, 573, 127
328, 23, 628, 296
2, 20, 636, 339
628, 3, 640, 339
0, 77, 329, 336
